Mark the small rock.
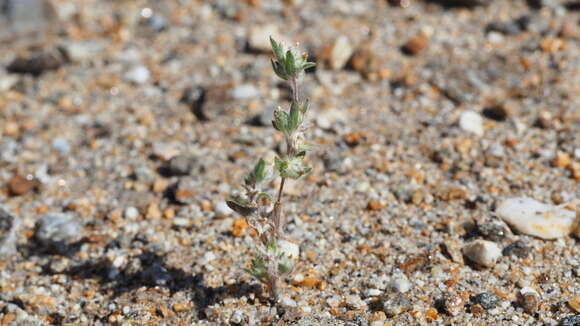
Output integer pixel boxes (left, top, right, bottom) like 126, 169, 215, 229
59, 40, 107, 62
172, 302, 190, 313
389, 276, 411, 293
320, 36, 354, 70
124, 206, 139, 220
436, 184, 467, 201
502, 239, 532, 258
472, 293, 500, 309
463, 239, 502, 267
443, 239, 465, 264
402, 33, 429, 56
214, 201, 233, 218
230, 84, 259, 100
518, 288, 539, 314
7, 50, 63, 75
279, 295, 297, 307
382, 293, 412, 317
8, 175, 37, 196
0, 206, 19, 256
165, 154, 201, 176
141, 13, 167, 32
181, 86, 209, 121
345, 295, 365, 309
230, 310, 244, 324
459, 110, 484, 136
35, 213, 83, 252
174, 177, 198, 205
232, 218, 247, 237
553, 152, 571, 169
146, 202, 162, 219
559, 315, 580, 326
476, 218, 511, 242
496, 197, 576, 239
52, 138, 71, 154
569, 296, 580, 313
152, 142, 181, 161
482, 105, 509, 121
277, 239, 300, 260
0, 73, 18, 92
442, 293, 466, 316
124, 65, 150, 84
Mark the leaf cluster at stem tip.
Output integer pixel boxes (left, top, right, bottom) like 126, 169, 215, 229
270, 37, 315, 81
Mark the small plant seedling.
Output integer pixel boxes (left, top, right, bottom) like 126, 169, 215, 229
227, 37, 315, 303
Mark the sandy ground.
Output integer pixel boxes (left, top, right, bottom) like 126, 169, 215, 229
0, 0, 579, 325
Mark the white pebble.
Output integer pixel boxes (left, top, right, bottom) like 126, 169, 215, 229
278, 295, 297, 307
345, 295, 365, 309
124, 65, 150, 84
496, 197, 576, 239
213, 201, 233, 218
124, 207, 139, 220
390, 276, 411, 293
230, 84, 259, 100
463, 240, 502, 267
459, 110, 484, 136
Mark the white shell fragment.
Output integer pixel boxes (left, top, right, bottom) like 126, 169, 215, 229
463, 240, 502, 267
496, 197, 576, 239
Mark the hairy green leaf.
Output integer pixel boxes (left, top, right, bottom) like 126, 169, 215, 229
271, 59, 287, 80
288, 101, 301, 132
301, 62, 316, 71
270, 37, 284, 62
245, 256, 267, 280
284, 50, 295, 77
273, 110, 290, 135
226, 195, 257, 217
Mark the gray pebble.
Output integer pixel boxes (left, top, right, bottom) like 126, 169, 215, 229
166, 154, 201, 176
0, 206, 19, 256
472, 292, 500, 309
559, 315, 580, 326
383, 293, 411, 317
35, 213, 82, 252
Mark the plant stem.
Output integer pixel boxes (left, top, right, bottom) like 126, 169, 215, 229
290, 75, 299, 103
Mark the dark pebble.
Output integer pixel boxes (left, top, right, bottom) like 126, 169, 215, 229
559, 315, 580, 326
472, 293, 500, 309
7, 50, 63, 75
503, 239, 531, 258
